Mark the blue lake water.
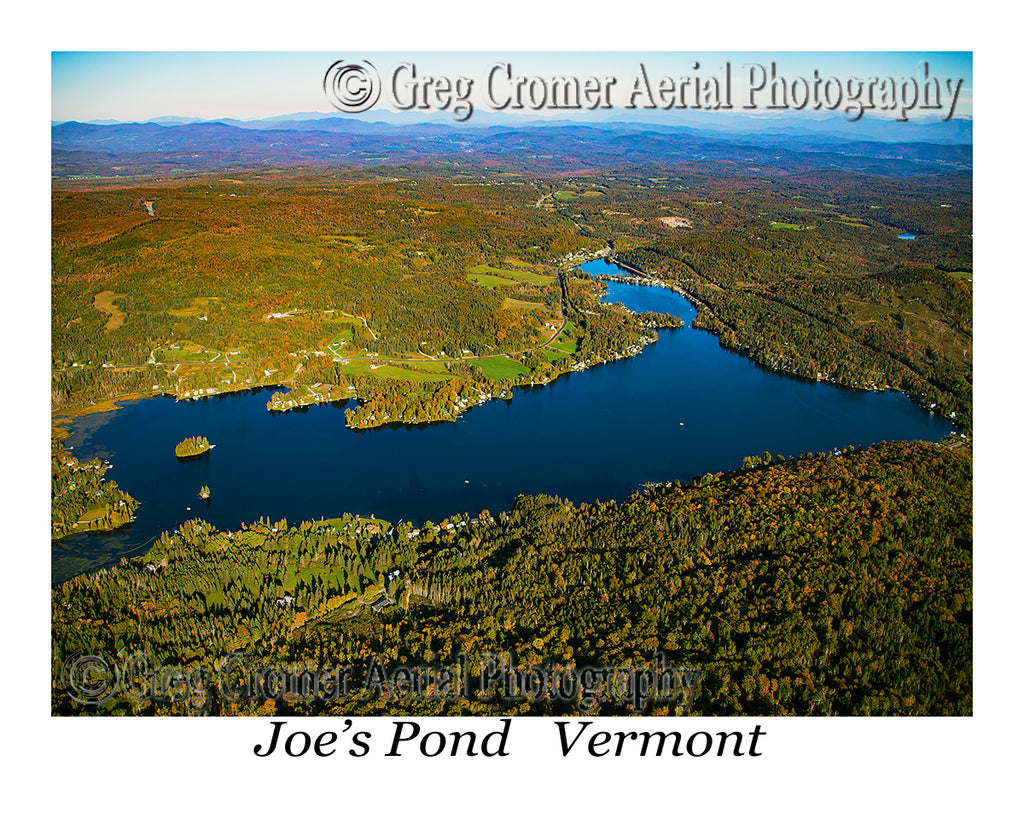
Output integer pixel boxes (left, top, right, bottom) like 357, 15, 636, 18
53, 260, 955, 584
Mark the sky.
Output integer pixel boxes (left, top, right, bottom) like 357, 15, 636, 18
51, 51, 973, 124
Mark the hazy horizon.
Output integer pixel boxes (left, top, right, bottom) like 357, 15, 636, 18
52, 52, 973, 125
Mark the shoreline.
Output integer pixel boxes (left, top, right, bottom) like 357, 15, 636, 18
50, 260, 665, 431
605, 262, 967, 431
51, 265, 963, 434
52, 392, 150, 433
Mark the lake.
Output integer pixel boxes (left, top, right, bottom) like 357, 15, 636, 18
53, 259, 955, 584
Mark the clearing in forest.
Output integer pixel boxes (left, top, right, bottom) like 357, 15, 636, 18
476, 356, 530, 381
467, 264, 552, 287
167, 296, 220, 317
337, 361, 450, 383
501, 297, 547, 311
93, 291, 126, 331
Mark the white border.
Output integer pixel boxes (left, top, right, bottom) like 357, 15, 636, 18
19, 2, 1018, 815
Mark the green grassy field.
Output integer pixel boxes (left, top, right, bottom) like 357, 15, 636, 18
468, 264, 552, 284
546, 324, 577, 356
467, 273, 513, 288
154, 343, 218, 363
338, 361, 450, 383
326, 316, 363, 345
476, 356, 530, 380
76, 506, 110, 524
404, 359, 449, 373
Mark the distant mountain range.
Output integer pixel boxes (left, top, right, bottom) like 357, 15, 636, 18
54, 109, 972, 143
51, 113, 972, 179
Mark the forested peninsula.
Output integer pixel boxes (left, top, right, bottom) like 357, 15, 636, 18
51, 440, 138, 539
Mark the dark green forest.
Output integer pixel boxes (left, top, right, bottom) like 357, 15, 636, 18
52, 441, 971, 716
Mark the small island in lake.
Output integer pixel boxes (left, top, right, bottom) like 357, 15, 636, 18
175, 435, 212, 459
198, 485, 211, 499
